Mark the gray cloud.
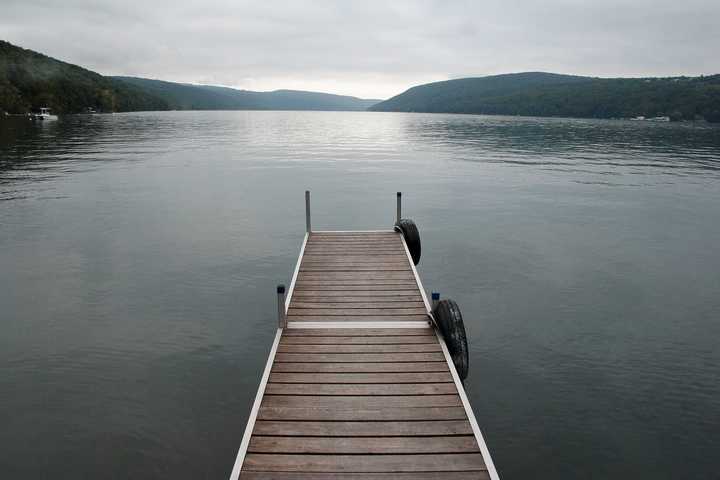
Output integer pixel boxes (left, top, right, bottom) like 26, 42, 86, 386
2, 0, 718, 98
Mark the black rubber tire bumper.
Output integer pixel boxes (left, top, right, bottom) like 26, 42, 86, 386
433, 299, 469, 381
395, 218, 421, 265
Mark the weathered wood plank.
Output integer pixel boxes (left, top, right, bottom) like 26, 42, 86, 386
300, 253, 404, 257
292, 292, 425, 308
242, 453, 486, 472
291, 290, 421, 298
299, 264, 410, 269
287, 308, 429, 317
262, 395, 461, 408
257, 406, 469, 421
251, 420, 473, 437
287, 315, 429, 322
248, 436, 479, 454
294, 280, 419, 287
269, 372, 452, 383
303, 249, 403, 253
280, 335, 436, 344
289, 306, 427, 314
290, 296, 425, 304
293, 283, 419, 290
282, 328, 432, 336
298, 272, 415, 280
240, 472, 490, 480
235, 229, 495, 478
309, 231, 397, 236
308, 244, 402, 248
290, 301, 425, 309
301, 258, 409, 264
276, 343, 441, 353
274, 352, 444, 363
309, 237, 399, 241
307, 242, 401, 245
264, 383, 457, 396
302, 251, 406, 256
271, 362, 448, 373
302, 247, 403, 252
300, 266, 411, 272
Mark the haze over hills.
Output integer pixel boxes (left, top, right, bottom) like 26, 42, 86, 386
3, 40, 719, 122
0, 40, 168, 114
112, 77, 380, 111
370, 72, 720, 122
0, 41, 380, 114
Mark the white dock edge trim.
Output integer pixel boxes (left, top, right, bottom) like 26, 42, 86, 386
228, 328, 283, 480
399, 229, 501, 480
436, 329, 501, 480
284, 232, 309, 312
397, 229, 433, 313
287, 321, 430, 329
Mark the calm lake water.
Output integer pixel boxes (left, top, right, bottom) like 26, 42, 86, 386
1, 111, 719, 479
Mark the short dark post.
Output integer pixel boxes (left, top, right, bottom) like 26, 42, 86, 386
305, 190, 311, 233
396, 192, 402, 224
432, 292, 440, 310
277, 284, 287, 328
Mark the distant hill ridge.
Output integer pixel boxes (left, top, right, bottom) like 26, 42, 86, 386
3, 40, 719, 122
370, 72, 720, 122
0, 40, 167, 114
111, 77, 380, 111
0, 40, 379, 114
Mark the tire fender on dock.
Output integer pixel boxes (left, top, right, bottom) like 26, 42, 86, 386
395, 218, 421, 265
433, 299, 469, 381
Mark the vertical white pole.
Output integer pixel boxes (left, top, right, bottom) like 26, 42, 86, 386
305, 190, 311, 233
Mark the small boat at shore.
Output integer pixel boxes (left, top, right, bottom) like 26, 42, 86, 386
29, 107, 58, 121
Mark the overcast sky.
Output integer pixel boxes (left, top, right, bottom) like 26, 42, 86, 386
2, 0, 719, 99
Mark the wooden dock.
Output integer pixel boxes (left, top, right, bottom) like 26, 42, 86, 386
230, 194, 499, 479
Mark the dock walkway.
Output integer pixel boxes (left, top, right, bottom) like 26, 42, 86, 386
230, 212, 499, 479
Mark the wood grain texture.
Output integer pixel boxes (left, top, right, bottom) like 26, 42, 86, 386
248, 436, 479, 454
282, 328, 432, 336
287, 308, 429, 317
257, 406, 469, 421
269, 372, 452, 383
293, 280, 419, 287
293, 284, 419, 291
274, 352, 445, 363
271, 362, 448, 373
240, 472, 490, 480
300, 259, 410, 265
290, 301, 425, 309
261, 395, 461, 408
276, 343, 441, 353
298, 272, 414, 279
302, 251, 406, 255
236, 232, 493, 477
300, 266, 411, 272
280, 335, 436, 344
264, 383, 457, 396
291, 294, 424, 302
242, 453, 486, 472
287, 315, 429, 322
251, 420, 474, 437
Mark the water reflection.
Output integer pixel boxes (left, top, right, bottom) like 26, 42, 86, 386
2, 112, 719, 197
1, 111, 719, 479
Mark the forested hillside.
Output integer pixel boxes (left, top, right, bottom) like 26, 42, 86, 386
0, 40, 379, 114
112, 77, 380, 111
370, 72, 720, 122
0, 40, 168, 114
